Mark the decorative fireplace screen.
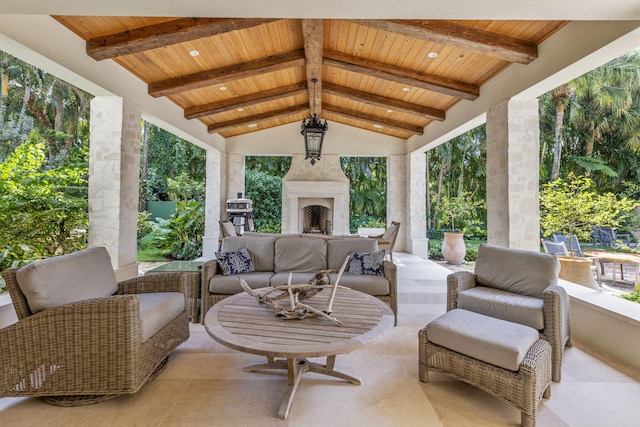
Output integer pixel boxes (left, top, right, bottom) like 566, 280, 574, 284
303, 205, 331, 234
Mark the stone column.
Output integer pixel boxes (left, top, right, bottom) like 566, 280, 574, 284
202, 149, 224, 257
226, 153, 245, 200
88, 96, 141, 280
405, 152, 428, 259
486, 98, 540, 251
386, 154, 406, 251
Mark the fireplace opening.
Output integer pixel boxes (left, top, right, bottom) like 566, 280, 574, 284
303, 205, 331, 234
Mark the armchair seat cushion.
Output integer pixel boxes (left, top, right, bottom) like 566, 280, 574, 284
138, 292, 185, 342
458, 286, 545, 330
208, 272, 274, 295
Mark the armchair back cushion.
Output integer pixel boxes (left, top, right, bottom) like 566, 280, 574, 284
326, 238, 378, 270
220, 236, 275, 272
16, 246, 118, 313
474, 244, 559, 298
274, 238, 327, 272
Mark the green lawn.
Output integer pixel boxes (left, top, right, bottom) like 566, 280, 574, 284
137, 248, 172, 262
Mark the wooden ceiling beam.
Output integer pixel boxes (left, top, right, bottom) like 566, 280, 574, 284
149, 49, 306, 97
324, 104, 424, 135
87, 18, 279, 61
207, 104, 307, 134
185, 83, 307, 119
350, 19, 537, 64
302, 19, 324, 116
323, 82, 445, 121
323, 50, 479, 101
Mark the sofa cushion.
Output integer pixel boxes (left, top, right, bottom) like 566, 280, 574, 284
330, 273, 390, 296
16, 247, 118, 314
215, 248, 255, 276
348, 251, 385, 276
270, 272, 318, 287
475, 244, 560, 298
221, 236, 275, 272
274, 238, 327, 273
209, 271, 274, 295
327, 238, 378, 270
458, 286, 545, 330
137, 292, 185, 342
427, 308, 540, 371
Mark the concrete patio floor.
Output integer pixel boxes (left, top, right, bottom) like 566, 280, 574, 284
1, 252, 639, 426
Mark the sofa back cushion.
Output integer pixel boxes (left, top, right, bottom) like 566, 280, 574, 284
474, 244, 560, 298
220, 236, 275, 272
16, 246, 118, 313
274, 238, 327, 273
326, 238, 378, 270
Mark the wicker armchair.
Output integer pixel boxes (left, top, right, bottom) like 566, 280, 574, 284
370, 221, 401, 261
447, 244, 571, 382
0, 247, 190, 405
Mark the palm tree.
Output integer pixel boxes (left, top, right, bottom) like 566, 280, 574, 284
549, 84, 573, 180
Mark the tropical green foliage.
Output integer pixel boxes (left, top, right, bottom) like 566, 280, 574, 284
539, 175, 637, 244
0, 132, 88, 272
437, 192, 486, 232
245, 167, 285, 233
341, 157, 387, 232
621, 285, 640, 304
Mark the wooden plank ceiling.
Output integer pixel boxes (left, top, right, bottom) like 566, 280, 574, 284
54, 17, 567, 140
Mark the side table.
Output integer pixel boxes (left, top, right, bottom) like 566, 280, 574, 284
146, 261, 202, 323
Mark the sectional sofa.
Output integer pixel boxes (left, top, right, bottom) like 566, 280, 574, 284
201, 235, 398, 325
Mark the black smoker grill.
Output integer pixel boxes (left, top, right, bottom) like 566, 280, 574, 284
226, 193, 254, 235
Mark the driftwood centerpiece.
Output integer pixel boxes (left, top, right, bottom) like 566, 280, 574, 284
238, 256, 349, 326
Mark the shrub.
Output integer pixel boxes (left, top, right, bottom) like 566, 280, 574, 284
621, 286, 640, 304
428, 240, 443, 260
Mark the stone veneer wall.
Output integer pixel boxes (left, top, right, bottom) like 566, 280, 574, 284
88, 96, 141, 280
486, 98, 540, 251
281, 154, 350, 235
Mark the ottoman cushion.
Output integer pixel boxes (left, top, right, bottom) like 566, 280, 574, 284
427, 309, 539, 371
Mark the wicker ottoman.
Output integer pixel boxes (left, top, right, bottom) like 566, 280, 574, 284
419, 309, 552, 427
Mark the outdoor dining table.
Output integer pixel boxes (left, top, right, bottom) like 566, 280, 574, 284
584, 251, 640, 286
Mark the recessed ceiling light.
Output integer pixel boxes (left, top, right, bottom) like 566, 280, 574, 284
387, 109, 393, 113
373, 124, 383, 129
402, 87, 410, 92
219, 86, 227, 91
427, 52, 438, 58
248, 123, 257, 128
189, 50, 200, 57
238, 108, 244, 112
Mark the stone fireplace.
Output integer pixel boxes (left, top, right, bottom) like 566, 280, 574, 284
281, 154, 350, 235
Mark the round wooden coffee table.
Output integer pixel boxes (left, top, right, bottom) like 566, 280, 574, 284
204, 287, 394, 419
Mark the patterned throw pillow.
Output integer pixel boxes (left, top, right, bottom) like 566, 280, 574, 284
215, 247, 255, 276
348, 250, 385, 276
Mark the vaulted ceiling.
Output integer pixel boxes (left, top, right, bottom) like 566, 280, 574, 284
53, 17, 567, 140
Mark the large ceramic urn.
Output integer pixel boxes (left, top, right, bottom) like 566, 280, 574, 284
442, 232, 466, 264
